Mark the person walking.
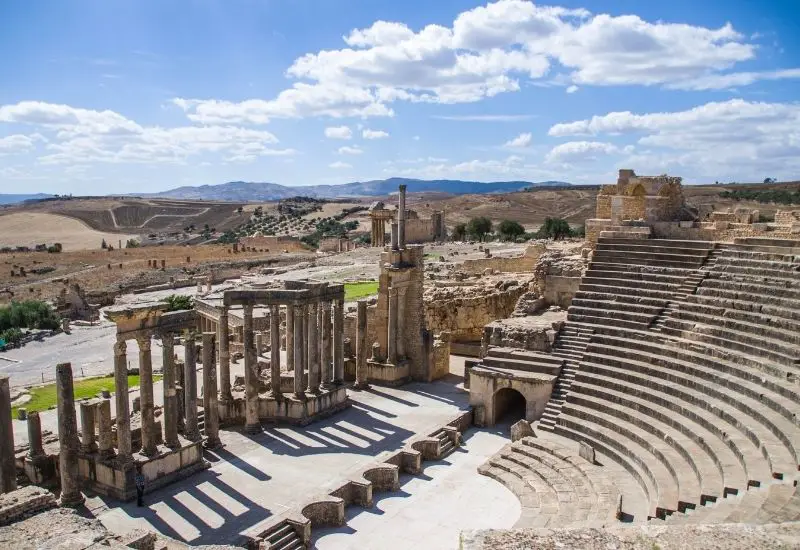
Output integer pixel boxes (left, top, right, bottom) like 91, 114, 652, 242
134, 465, 146, 507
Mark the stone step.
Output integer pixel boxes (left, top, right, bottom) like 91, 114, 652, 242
588, 262, 697, 278
597, 238, 715, 250
591, 253, 705, 270
567, 312, 647, 331
568, 307, 656, 327
668, 481, 800, 525
485, 347, 565, 367
734, 237, 800, 249
575, 290, 668, 309
701, 276, 800, 303
579, 282, 677, 301
679, 299, 800, 339
478, 463, 546, 528
582, 275, 681, 293
716, 248, 800, 264
596, 243, 713, 258
714, 255, 800, 271
571, 297, 664, 316
690, 291, 800, 323
711, 263, 800, 284
481, 356, 563, 376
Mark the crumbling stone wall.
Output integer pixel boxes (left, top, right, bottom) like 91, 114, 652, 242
457, 244, 545, 275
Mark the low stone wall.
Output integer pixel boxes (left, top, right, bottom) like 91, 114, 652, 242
543, 276, 581, 309
0, 486, 57, 526
457, 244, 544, 276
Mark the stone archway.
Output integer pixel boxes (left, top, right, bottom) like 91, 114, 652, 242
492, 387, 527, 425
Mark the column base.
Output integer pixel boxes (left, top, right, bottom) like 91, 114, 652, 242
204, 437, 222, 450
59, 492, 85, 508
245, 422, 262, 434
141, 445, 158, 458
352, 381, 371, 391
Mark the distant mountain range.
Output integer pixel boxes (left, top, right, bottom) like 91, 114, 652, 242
147, 177, 572, 201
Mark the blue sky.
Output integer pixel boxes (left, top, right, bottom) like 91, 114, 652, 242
1, 0, 799, 194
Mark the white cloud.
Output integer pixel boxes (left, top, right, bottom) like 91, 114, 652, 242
325, 125, 353, 139
566, 85, 579, 93
363, 129, 390, 139
329, 161, 352, 169
548, 98, 800, 179
338, 145, 363, 155
666, 68, 800, 91
0, 133, 45, 154
503, 132, 532, 148
546, 140, 618, 163
432, 114, 534, 121
0, 101, 142, 136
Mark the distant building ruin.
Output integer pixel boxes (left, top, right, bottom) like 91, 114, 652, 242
368, 188, 446, 247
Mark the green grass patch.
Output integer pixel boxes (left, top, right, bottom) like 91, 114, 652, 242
344, 280, 379, 301
424, 253, 443, 261
13, 374, 162, 416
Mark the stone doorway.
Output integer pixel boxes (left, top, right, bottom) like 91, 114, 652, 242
492, 388, 526, 425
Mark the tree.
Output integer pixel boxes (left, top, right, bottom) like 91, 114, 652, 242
467, 217, 493, 242
497, 220, 525, 241
536, 217, 572, 240
764, 177, 776, 184
451, 223, 467, 241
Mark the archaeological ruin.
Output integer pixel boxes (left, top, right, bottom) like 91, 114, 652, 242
1, 175, 800, 549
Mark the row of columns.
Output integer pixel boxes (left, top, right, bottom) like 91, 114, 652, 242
371, 218, 387, 247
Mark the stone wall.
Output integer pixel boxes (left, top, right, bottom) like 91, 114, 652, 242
239, 235, 304, 252
457, 244, 545, 275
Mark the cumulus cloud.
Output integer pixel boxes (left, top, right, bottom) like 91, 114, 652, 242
363, 129, 390, 139
503, 132, 532, 148
432, 114, 534, 121
329, 161, 352, 169
325, 126, 353, 139
0, 133, 45, 154
546, 140, 618, 163
338, 145, 363, 155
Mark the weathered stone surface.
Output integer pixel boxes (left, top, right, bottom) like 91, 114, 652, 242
482, 309, 566, 353
510, 420, 535, 442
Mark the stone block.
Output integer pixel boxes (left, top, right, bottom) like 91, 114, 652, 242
578, 441, 595, 464
510, 420, 535, 442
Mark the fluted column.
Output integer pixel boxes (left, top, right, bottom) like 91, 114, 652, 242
270, 305, 282, 399
0, 376, 15, 493
56, 363, 84, 507
113, 339, 132, 461
243, 305, 260, 433
333, 298, 344, 385
307, 302, 320, 393
218, 308, 232, 402
183, 334, 200, 441
293, 304, 305, 397
138, 336, 157, 456
202, 332, 221, 448
161, 335, 178, 448
285, 304, 294, 372
354, 300, 370, 389
388, 287, 398, 364
320, 301, 332, 389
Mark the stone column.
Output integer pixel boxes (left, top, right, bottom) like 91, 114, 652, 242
27, 411, 44, 459
270, 305, 282, 399
286, 304, 294, 372
398, 184, 407, 248
293, 304, 305, 397
218, 308, 232, 402
97, 399, 114, 458
256, 332, 263, 357
387, 287, 398, 364
301, 304, 308, 375
397, 288, 406, 359
113, 340, 132, 461
161, 335, 178, 449
370, 219, 377, 247
354, 300, 369, 389
333, 298, 344, 385
243, 305, 260, 433
56, 363, 84, 507
202, 332, 221, 448
137, 336, 157, 456
320, 301, 332, 389
0, 376, 15, 493
307, 302, 320, 393
391, 222, 399, 250
79, 400, 97, 453
183, 335, 200, 441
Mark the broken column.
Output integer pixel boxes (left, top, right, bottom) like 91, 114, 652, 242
307, 302, 320, 393
354, 300, 369, 389
293, 304, 305, 397
333, 298, 344, 385
243, 305, 260, 433
270, 305, 281, 399
27, 411, 45, 460
320, 301, 332, 389
97, 399, 114, 458
202, 332, 221, 448
113, 339, 132, 462
398, 184, 407, 248
161, 335, 178, 448
183, 334, 200, 441
79, 400, 97, 453
56, 363, 84, 507
137, 336, 157, 456
0, 376, 16, 493
218, 308, 232, 402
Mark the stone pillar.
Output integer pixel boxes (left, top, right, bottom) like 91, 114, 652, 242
137, 336, 157, 456
398, 184, 407, 248
218, 308, 232, 402
56, 363, 84, 507
293, 304, 305, 397
0, 376, 15, 493
27, 411, 45, 459
202, 332, 221, 448
270, 305, 282, 399
97, 399, 114, 458
113, 340, 132, 461
161, 335, 178, 449
79, 400, 97, 453
355, 300, 369, 389
256, 332, 263, 357
320, 301, 332, 389
183, 335, 200, 441
286, 304, 294, 372
307, 302, 320, 393
397, 288, 406, 359
388, 287, 398, 364
243, 305, 260, 433
301, 304, 308, 375
333, 298, 344, 385
391, 222, 399, 250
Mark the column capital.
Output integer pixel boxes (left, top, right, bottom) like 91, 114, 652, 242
113, 339, 127, 356
137, 336, 152, 351
243, 304, 254, 317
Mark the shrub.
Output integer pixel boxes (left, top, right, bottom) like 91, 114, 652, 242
162, 295, 194, 312
0, 300, 60, 332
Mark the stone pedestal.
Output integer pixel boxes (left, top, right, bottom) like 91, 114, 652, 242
56, 363, 84, 507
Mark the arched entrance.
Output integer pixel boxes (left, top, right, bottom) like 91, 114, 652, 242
493, 387, 526, 425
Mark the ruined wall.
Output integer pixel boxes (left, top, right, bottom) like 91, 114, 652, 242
319, 237, 354, 253
458, 244, 545, 275
239, 235, 304, 252
776, 210, 800, 225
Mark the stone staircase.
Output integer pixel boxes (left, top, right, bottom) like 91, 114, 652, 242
431, 427, 456, 458
257, 520, 305, 550
527, 236, 800, 524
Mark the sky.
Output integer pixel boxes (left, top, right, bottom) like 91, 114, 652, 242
1, 0, 799, 195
